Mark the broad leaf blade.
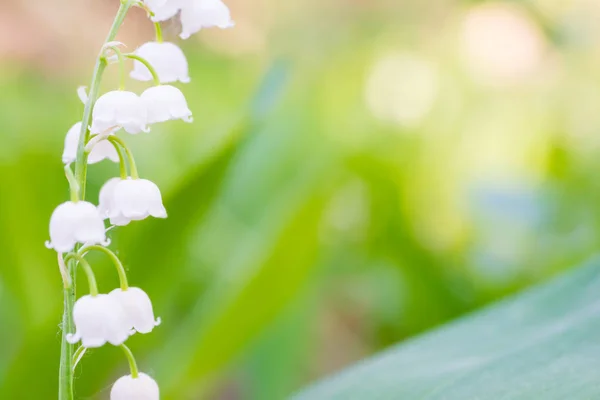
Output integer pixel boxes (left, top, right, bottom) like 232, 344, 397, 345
294, 256, 600, 399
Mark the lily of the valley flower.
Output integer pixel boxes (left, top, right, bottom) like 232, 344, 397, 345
99, 178, 167, 226
144, 0, 186, 22
180, 0, 235, 40
110, 287, 161, 334
63, 122, 119, 165
67, 294, 132, 348
142, 85, 193, 124
91, 91, 149, 135
48, 201, 106, 253
130, 42, 190, 84
111, 373, 159, 400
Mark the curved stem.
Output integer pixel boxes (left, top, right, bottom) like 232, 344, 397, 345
110, 140, 128, 179
64, 166, 79, 203
154, 22, 163, 43
79, 245, 129, 290
120, 344, 139, 378
57, 253, 72, 289
72, 346, 87, 371
72, 255, 99, 296
124, 54, 160, 86
108, 135, 139, 179
108, 46, 127, 90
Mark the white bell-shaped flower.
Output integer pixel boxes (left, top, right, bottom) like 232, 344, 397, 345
62, 122, 119, 165
130, 42, 190, 84
141, 85, 193, 124
91, 91, 149, 135
66, 294, 131, 348
180, 0, 235, 40
111, 373, 159, 400
98, 178, 167, 226
48, 201, 106, 253
144, 0, 186, 22
110, 287, 161, 334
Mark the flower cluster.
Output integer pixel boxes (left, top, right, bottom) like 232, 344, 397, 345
48, 1, 233, 399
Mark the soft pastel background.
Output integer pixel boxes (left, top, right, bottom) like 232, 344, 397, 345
1, 0, 600, 399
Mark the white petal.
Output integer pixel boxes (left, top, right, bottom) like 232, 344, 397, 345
69, 294, 130, 348
111, 373, 160, 400
110, 287, 160, 334
141, 85, 193, 124
98, 178, 122, 219
62, 123, 82, 165
130, 42, 190, 84
112, 179, 167, 222
49, 201, 106, 253
148, 0, 188, 22
180, 0, 234, 40
91, 91, 149, 135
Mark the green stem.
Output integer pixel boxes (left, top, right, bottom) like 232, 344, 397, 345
79, 245, 129, 290
61, 4, 133, 398
108, 139, 128, 179
64, 166, 79, 203
107, 135, 139, 179
125, 54, 161, 85
154, 22, 163, 43
58, 259, 76, 400
120, 344, 139, 378
108, 46, 127, 91
72, 255, 99, 296
72, 346, 87, 371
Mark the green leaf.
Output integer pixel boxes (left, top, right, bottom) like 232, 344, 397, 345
294, 256, 600, 399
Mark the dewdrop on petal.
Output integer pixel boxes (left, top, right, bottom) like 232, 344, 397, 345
66, 294, 132, 348
47, 201, 106, 253
180, 0, 235, 40
130, 42, 190, 84
91, 91, 149, 135
99, 178, 167, 226
110, 287, 161, 334
111, 373, 159, 400
142, 85, 193, 124
63, 122, 119, 165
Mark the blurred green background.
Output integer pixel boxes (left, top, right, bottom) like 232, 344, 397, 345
1, 0, 600, 398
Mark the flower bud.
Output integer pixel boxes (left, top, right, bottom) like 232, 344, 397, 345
63, 122, 119, 165
180, 0, 235, 40
110, 287, 161, 334
66, 294, 131, 348
99, 178, 167, 226
48, 201, 106, 253
111, 373, 159, 400
91, 91, 149, 135
142, 85, 192, 124
130, 41, 190, 84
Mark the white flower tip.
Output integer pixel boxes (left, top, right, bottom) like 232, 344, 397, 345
77, 86, 89, 104
101, 238, 112, 247
155, 317, 162, 327
66, 333, 79, 344
180, 77, 191, 84
142, 125, 151, 133
179, 32, 191, 40
45, 240, 54, 250
183, 115, 193, 123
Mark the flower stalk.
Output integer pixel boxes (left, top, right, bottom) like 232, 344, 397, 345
52, 1, 234, 398
60, 3, 133, 399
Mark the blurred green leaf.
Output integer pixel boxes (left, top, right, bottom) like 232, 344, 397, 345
294, 256, 600, 399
